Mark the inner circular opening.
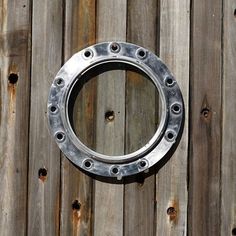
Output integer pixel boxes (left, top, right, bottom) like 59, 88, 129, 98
68, 62, 162, 156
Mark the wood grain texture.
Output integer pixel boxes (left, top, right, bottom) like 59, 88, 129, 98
28, 1, 62, 235
188, 0, 222, 235
60, 1, 95, 235
155, 1, 189, 235
124, 1, 157, 235
0, 1, 31, 235
94, 1, 126, 235
221, 1, 236, 235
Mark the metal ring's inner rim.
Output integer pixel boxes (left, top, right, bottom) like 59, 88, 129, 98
64, 59, 167, 163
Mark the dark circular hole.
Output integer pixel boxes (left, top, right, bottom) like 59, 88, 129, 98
138, 50, 145, 58
8, 73, 18, 84
167, 207, 176, 215
84, 50, 91, 58
111, 43, 119, 52
84, 160, 92, 168
105, 110, 115, 121
167, 132, 174, 140
56, 78, 63, 85
173, 105, 180, 112
50, 106, 57, 113
172, 104, 181, 114
56, 132, 64, 140
72, 200, 81, 211
139, 160, 146, 168
112, 167, 119, 174
201, 108, 210, 118
38, 168, 47, 178
166, 77, 174, 86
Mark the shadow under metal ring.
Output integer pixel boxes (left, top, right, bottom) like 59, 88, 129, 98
47, 42, 184, 179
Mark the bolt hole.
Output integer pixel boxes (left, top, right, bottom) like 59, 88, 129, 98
56, 132, 65, 141
110, 43, 120, 52
105, 110, 115, 122
171, 104, 181, 114
84, 160, 92, 169
84, 50, 91, 58
201, 108, 210, 118
167, 207, 177, 215
111, 167, 119, 175
173, 105, 180, 112
72, 200, 81, 211
139, 50, 145, 57
50, 106, 57, 113
139, 160, 147, 168
166, 131, 175, 142
38, 168, 47, 180
167, 132, 174, 140
56, 78, 63, 86
165, 77, 175, 87
8, 73, 18, 84
138, 49, 146, 58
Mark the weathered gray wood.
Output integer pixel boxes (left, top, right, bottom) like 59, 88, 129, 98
28, 1, 62, 235
155, 1, 189, 235
94, 1, 126, 235
0, 1, 31, 235
60, 1, 95, 235
188, 0, 222, 235
124, 1, 157, 235
221, 1, 236, 235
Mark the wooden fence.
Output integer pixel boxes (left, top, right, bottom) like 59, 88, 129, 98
0, 0, 235, 235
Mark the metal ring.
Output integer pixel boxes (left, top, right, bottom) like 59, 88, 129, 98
47, 42, 184, 179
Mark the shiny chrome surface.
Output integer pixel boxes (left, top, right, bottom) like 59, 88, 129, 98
47, 42, 184, 179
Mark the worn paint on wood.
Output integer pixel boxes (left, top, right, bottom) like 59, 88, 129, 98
155, 0, 189, 235
60, 1, 96, 235
93, 1, 127, 236
28, 1, 62, 235
188, 0, 222, 235
124, 1, 158, 235
221, 1, 236, 235
0, 1, 31, 235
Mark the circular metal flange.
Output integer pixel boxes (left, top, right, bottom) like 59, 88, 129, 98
47, 42, 184, 179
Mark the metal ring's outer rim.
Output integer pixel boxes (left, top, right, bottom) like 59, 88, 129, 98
47, 42, 184, 178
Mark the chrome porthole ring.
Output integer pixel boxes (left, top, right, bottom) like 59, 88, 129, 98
47, 42, 184, 179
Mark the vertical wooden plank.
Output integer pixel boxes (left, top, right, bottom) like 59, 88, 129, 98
188, 0, 222, 235
155, 0, 189, 235
28, 1, 62, 235
60, 1, 95, 235
221, 1, 236, 235
124, 1, 157, 235
0, 1, 31, 235
94, 1, 126, 235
